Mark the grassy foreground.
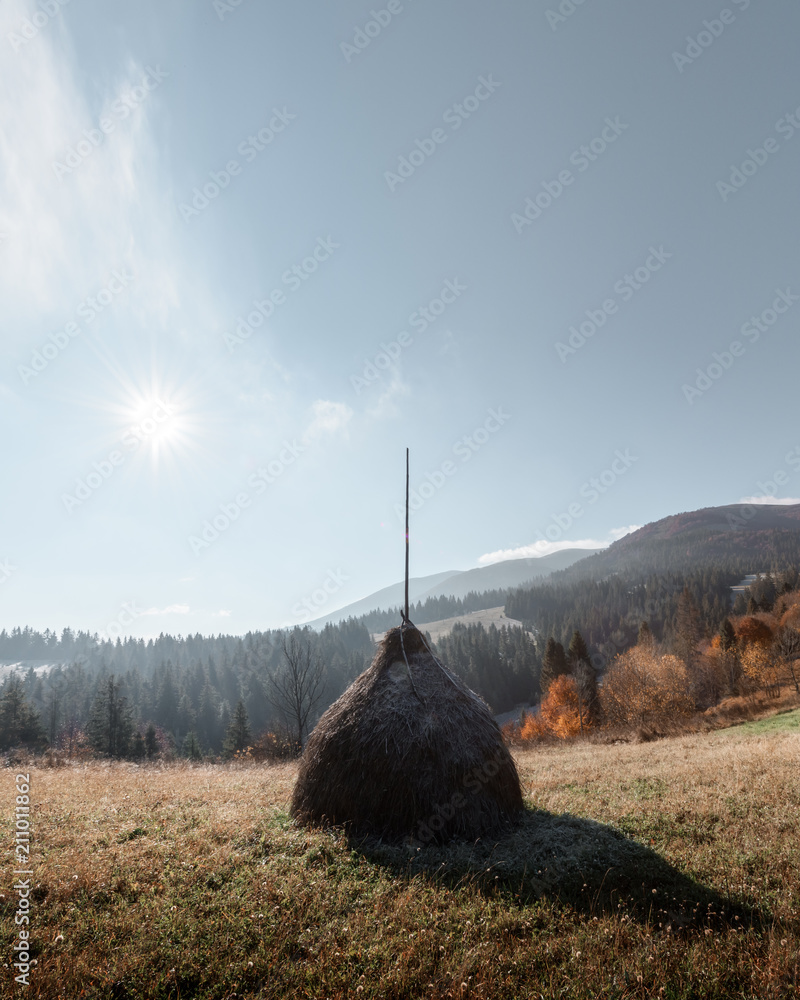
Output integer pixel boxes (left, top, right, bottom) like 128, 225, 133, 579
2, 723, 799, 999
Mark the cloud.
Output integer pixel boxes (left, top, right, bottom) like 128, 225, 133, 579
304, 399, 353, 439
477, 525, 641, 566
366, 371, 410, 420
140, 604, 191, 616
212, 609, 232, 617
739, 496, 800, 505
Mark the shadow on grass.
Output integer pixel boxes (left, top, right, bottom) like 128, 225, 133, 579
348, 806, 765, 933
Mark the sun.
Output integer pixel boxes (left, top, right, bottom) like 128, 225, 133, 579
119, 391, 197, 470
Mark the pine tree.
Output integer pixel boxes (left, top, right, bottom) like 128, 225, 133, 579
88, 676, 133, 758
144, 723, 159, 759
567, 630, 597, 731
637, 621, 654, 649
540, 637, 568, 696
130, 731, 146, 759
223, 700, 251, 757
0, 678, 47, 751
182, 731, 203, 761
719, 618, 737, 651
674, 586, 703, 667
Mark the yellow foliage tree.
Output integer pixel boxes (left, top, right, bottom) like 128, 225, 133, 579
601, 647, 693, 728
739, 644, 782, 698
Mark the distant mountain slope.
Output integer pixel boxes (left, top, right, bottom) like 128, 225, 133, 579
547, 504, 800, 584
505, 504, 800, 657
306, 571, 461, 627
309, 549, 599, 628
414, 549, 601, 602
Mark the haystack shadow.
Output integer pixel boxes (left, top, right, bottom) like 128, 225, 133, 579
349, 806, 765, 932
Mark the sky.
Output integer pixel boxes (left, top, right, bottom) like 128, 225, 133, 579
1, 0, 799, 639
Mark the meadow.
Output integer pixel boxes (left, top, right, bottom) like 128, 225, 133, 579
2, 716, 799, 999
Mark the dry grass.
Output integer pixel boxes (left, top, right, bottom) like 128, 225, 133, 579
1, 720, 798, 998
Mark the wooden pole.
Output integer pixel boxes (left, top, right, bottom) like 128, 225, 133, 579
404, 448, 409, 622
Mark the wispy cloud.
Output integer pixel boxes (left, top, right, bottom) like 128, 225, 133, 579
366, 371, 410, 420
739, 496, 800, 505
304, 399, 353, 439
140, 603, 191, 616
477, 525, 640, 566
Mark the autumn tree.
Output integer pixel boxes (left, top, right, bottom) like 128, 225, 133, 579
740, 644, 782, 698
601, 646, 693, 729
521, 675, 584, 741
735, 616, 773, 649
773, 625, 800, 694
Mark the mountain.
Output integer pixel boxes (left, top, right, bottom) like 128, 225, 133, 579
308, 549, 599, 628
414, 549, 602, 600
547, 504, 800, 584
504, 503, 800, 656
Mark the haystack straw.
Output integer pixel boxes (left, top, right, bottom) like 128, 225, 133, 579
290, 623, 523, 843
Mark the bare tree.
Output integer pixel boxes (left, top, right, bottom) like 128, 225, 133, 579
267, 631, 326, 749
774, 625, 800, 694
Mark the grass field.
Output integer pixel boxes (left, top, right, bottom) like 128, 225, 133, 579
2, 721, 799, 999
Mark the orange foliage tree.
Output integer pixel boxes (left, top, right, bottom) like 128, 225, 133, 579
600, 647, 693, 727
734, 616, 773, 648
520, 675, 585, 741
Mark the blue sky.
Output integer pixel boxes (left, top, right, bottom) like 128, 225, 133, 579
1, 0, 799, 638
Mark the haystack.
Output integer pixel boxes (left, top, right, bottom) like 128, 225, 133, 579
290, 622, 523, 843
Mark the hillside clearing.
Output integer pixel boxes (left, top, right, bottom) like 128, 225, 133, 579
372, 606, 530, 643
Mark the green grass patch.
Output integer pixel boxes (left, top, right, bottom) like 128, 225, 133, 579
731, 707, 800, 735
